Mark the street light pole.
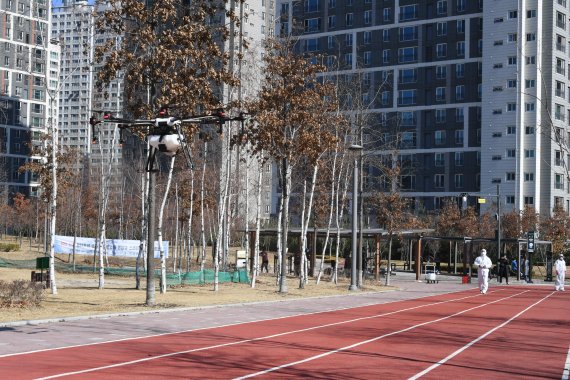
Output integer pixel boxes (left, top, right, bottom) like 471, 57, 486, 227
349, 144, 362, 291
497, 184, 501, 260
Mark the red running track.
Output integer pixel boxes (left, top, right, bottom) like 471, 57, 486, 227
1, 286, 568, 379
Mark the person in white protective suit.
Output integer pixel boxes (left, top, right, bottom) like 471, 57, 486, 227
554, 254, 566, 291
474, 249, 493, 294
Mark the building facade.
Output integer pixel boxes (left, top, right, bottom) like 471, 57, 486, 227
277, 0, 570, 218
279, 0, 484, 214
481, 0, 570, 215
0, 0, 56, 201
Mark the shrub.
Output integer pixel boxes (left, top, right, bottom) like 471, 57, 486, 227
0, 243, 20, 252
0, 280, 45, 308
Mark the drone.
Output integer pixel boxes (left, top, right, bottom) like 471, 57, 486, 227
89, 107, 247, 171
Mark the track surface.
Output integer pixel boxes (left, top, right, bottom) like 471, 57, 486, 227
1, 285, 568, 379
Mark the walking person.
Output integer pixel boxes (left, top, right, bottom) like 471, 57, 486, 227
260, 251, 269, 273
554, 254, 566, 291
497, 255, 509, 284
474, 249, 493, 294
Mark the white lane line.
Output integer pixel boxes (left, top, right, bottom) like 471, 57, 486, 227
562, 345, 570, 380
35, 290, 492, 379
2, 289, 469, 359
232, 290, 530, 380
409, 291, 555, 379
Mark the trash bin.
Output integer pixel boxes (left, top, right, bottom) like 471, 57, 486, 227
462, 275, 470, 284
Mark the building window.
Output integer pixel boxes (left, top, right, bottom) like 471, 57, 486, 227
383, 8, 391, 22
436, 109, 446, 123
398, 89, 416, 105
525, 149, 535, 158
506, 172, 516, 181
364, 10, 372, 25
435, 153, 445, 167
525, 126, 535, 134
437, 22, 447, 36
507, 79, 517, 88
507, 126, 516, 135
527, 9, 537, 18
345, 53, 352, 66
436, 87, 446, 101
398, 47, 417, 63
507, 103, 516, 111
507, 33, 517, 42
526, 33, 536, 41
436, 43, 447, 58
456, 19, 465, 34
455, 152, 464, 166
383, 49, 391, 63
456, 41, 465, 57
434, 174, 445, 188
363, 51, 371, 65
437, 0, 447, 15
457, 0, 466, 12
524, 196, 534, 205
525, 102, 535, 112
525, 79, 536, 89
345, 13, 353, 26
455, 174, 463, 188
455, 85, 465, 101
506, 196, 515, 205
383, 29, 390, 42
455, 129, 464, 144
304, 18, 321, 32
399, 68, 417, 84
327, 36, 335, 49
435, 130, 446, 145
399, 4, 417, 21
328, 15, 336, 28
508, 10, 518, 19
346, 33, 353, 46
507, 149, 516, 158
456, 63, 464, 78
456, 108, 464, 122
305, 0, 319, 13
436, 65, 447, 79
527, 56, 536, 65
399, 26, 417, 41
363, 31, 371, 44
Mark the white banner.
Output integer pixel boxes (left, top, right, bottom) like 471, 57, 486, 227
54, 235, 168, 258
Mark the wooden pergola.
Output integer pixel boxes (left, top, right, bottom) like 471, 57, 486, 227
247, 227, 434, 281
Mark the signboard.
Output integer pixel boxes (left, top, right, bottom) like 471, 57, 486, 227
53, 235, 168, 258
527, 231, 535, 253
36, 257, 49, 270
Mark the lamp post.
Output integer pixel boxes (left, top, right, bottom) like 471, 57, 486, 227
349, 144, 362, 291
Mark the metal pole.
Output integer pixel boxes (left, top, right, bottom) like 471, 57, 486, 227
497, 184, 501, 260
349, 157, 358, 291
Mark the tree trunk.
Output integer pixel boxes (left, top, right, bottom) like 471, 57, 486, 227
136, 171, 148, 290
159, 156, 175, 293
299, 164, 318, 289
48, 99, 58, 295
279, 158, 291, 293
251, 160, 263, 288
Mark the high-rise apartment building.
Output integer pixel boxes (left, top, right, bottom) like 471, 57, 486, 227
481, 0, 570, 215
278, 0, 570, 217
52, 0, 124, 176
1, 0, 56, 200
279, 0, 484, 213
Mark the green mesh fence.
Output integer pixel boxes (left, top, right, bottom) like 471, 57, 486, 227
0, 257, 250, 286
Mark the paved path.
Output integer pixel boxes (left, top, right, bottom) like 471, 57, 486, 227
0, 272, 553, 357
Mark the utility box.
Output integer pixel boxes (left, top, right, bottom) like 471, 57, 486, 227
236, 250, 247, 269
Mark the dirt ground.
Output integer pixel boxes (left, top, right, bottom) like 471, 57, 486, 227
0, 240, 392, 324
